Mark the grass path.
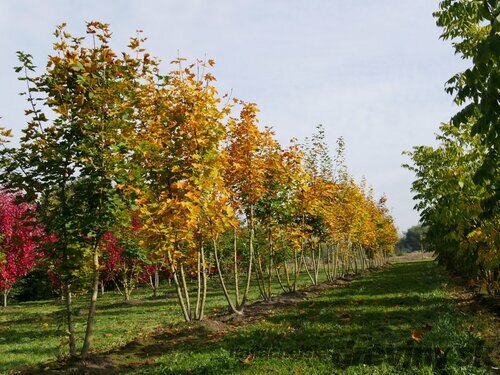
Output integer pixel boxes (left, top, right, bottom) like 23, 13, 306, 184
8, 259, 500, 374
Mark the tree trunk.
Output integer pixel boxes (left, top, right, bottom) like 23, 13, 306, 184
302, 250, 316, 286
231, 230, 239, 305
241, 206, 255, 308
2, 289, 8, 308
170, 260, 191, 322
333, 245, 339, 278
153, 269, 159, 298
179, 264, 191, 319
195, 248, 202, 319
214, 238, 241, 314
255, 253, 270, 301
199, 243, 208, 320
123, 271, 131, 301
292, 246, 300, 292
81, 242, 100, 358
64, 283, 77, 358
267, 229, 274, 299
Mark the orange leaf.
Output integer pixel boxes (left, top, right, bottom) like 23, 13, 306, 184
411, 330, 423, 342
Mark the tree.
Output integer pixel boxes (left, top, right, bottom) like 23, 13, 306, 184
405, 122, 499, 295
131, 58, 233, 321
397, 225, 428, 253
0, 191, 43, 307
434, 0, 500, 212
0, 22, 156, 357
217, 102, 271, 312
100, 217, 146, 301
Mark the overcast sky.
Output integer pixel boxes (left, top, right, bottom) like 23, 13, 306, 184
0, 1, 469, 233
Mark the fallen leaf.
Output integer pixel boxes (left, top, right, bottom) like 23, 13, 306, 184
411, 330, 423, 342
239, 354, 255, 364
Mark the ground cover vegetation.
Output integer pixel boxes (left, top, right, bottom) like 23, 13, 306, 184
2, 259, 498, 374
0, 21, 398, 364
125, 259, 498, 375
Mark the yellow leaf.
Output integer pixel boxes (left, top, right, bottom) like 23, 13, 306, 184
239, 354, 255, 364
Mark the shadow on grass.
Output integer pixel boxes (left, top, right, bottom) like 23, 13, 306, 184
113, 261, 489, 374
21, 261, 492, 374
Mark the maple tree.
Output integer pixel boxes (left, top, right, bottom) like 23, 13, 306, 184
130, 57, 233, 321
216, 102, 273, 310
0, 191, 43, 307
0, 22, 157, 357
100, 218, 146, 301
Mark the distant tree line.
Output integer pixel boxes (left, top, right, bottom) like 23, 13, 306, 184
396, 225, 428, 253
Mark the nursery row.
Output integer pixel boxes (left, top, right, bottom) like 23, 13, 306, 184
0, 22, 398, 359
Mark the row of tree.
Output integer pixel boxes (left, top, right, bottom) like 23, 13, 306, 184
405, 0, 499, 296
0, 22, 398, 359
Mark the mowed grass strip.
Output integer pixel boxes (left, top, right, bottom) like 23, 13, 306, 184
0, 271, 326, 373
129, 260, 497, 375
2, 260, 497, 374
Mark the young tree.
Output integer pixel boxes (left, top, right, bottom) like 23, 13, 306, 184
405, 122, 499, 295
434, 0, 499, 211
0, 191, 43, 307
217, 102, 272, 311
131, 58, 232, 321
0, 22, 156, 357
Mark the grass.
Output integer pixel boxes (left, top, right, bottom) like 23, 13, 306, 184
0, 270, 324, 373
130, 260, 497, 374
1, 259, 498, 374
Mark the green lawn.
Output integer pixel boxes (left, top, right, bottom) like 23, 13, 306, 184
0, 271, 324, 373
1, 260, 497, 374
130, 261, 497, 374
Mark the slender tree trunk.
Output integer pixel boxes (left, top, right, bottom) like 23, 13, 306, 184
324, 244, 332, 281
214, 239, 240, 314
333, 245, 339, 278
81, 241, 100, 358
179, 264, 191, 319
195, 250, 202, 319
233, 227, 240, 306
113, 279, 124, 296
153, 269, 159, 298
302, 250, 316, 285
313, 243, 321, 284
63, 283, 77, 358
123, 272, 131, 302
292, 247, 300, 292
170, 261, 191, 322
254, 259, 268, 300
267, 228, 274, 300
2, 289, 8, 308
284, 261, 292, 291
276, 267, 288, 293
254, 247, 269, 301
241, 206, 255, 307
199, 243, 207, 320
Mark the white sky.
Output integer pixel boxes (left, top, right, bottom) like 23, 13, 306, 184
0, 0, 469, 233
